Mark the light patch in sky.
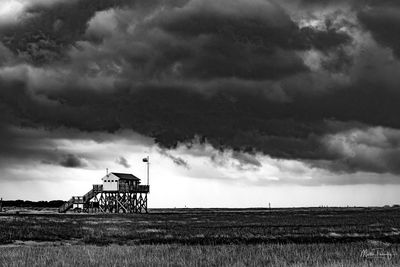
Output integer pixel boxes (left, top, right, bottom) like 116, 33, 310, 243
0, 0, 77, 26
86, 9, 119, 38
301, 50, 322, 71
0, 0, 24, 25
323, 126, 400, 158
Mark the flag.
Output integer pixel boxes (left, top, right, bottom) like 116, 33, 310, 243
142, 157, 148, 162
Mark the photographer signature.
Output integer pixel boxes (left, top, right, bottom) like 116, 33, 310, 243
360, 248, 397, 260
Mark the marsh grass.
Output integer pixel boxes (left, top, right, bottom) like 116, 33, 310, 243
0, 208, 399, 266
0, 208, 399, 245
0, 243, 399, 267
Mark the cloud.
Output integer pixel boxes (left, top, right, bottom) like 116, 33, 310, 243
0, 1, 25, 25
116, 156, 130, 168
59, 154, 87, 168
159, 149, 189, 169
0, 0, 130, 64
149, 0, 350, 81
231, 152, 262, 170
319, 126, 400, 174
0, 65, 399, 176
0, 0, 400, 183
211, 151, 262, 171
175, 141, 400, 186
358, 2, 400, 58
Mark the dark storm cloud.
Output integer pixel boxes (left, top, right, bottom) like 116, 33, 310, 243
159, 149, 189, 169
2, 63, 400, 175
0, 0, 350, 77
59, 154, 87, 168
143, 0, 350, 81
358, 4, 400, 58
0, 122, 94, 170
298, 0, 400, 59
116, 156, 131, 168
1, 0, 400, 180
0, 0, 132, 64
0, 123, 58, 166
312, 126, 400, 175
231, 152, 262, 170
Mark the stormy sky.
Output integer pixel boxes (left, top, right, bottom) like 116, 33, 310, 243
1, 0, 400, 207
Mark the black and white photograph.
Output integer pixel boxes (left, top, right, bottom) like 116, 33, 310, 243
0, 0, 399, 266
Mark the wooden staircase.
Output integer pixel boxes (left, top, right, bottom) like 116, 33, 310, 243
58, 197, 76, 213
58, 185, 102, 213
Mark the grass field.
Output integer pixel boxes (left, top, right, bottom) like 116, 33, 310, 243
1, 243, 399, 266
0, 207, 399, 266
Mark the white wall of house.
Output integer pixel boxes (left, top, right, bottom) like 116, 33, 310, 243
73, 203, 83, 210
102, 173, 119, 191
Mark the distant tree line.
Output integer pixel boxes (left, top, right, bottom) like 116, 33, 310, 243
1, 200, 64, 208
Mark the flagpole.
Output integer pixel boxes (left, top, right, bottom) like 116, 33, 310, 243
147, 156, 149, 186
143, 156, 150, 186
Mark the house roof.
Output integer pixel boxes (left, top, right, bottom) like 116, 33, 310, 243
111, 172, 140, 181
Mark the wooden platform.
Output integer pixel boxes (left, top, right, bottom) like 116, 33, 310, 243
59, 184, 149, 213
